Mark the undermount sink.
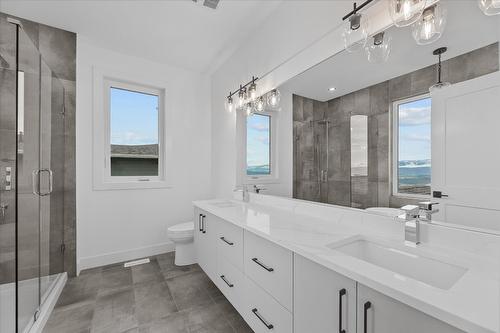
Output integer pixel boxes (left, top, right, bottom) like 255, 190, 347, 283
329, 239, 467, 290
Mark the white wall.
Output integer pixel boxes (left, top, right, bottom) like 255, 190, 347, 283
76, 37, 211, 272
211, 1, 393, 199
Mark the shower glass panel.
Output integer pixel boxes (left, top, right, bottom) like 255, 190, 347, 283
17, 25, 42, 332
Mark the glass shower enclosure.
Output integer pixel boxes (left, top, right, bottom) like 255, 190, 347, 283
0, 17, 66, 333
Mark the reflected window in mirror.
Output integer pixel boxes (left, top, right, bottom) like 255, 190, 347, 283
393, 95, 431, 197
247, 113, 272, 177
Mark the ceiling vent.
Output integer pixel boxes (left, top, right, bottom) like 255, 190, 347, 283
192, 0, 220, 9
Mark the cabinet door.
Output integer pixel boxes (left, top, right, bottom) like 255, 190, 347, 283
357, 284, 465, 333
294, 255, 356, 333
194, 209, 217, 280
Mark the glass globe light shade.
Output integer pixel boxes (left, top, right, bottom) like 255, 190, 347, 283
388, 0, 426, 27
266, 89, 281, 109
478, 0, 500, 15
225, 95, 235, 113
244, 102, 254, 116
342, 13, 369, 53
248, 81, 257, 101
237, 88, 247, 110
411, 4, 447, 45
365, 31, 392, 63
254, 96, 265, 113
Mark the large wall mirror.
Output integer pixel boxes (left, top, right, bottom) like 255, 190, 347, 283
277, 1, 500, 234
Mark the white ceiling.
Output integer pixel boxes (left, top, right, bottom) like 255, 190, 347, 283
281, 1, 500, 102
0, 0, 283, 73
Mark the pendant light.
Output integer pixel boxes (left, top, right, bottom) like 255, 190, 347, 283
254, 96, 265, 113
365, 31, 392, 63
478, 0, 500, 15
429, 47, 451, 92
388, 0, 427, 27
267, 89, 281, 110
411, 3, 447, 45
248, 77, 257, 101
237, 86, 247, 110
342, 3, 369, 53
225, 93, 234, 113
244, 102, 254, 116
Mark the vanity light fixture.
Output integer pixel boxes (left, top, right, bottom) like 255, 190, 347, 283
478, 0, 500, 15
254, 96, 265, 112
225, 93, 235, 112
248, 77, 258, 101
388, 0, 427, 27
429, 47, 451, 92
244, 102, 255, 116
411, 3, 447, 45
237, 86, 247, 110
267, 89, 281, 110
342, 1, 372, 53
365, 31, 392, 63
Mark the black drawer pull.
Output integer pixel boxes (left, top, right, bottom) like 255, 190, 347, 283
220, 237, 234, 246
198, 214, 203, 232
252, 308, 274, 330
339, 288, 346, 333
220, 275, 234, 288
364, 301, 371, 333
252, 258, 274, 272
201, 215, 206, 233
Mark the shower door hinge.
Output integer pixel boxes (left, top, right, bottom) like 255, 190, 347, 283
34, 309, 40, 322
60, 243, 66, 253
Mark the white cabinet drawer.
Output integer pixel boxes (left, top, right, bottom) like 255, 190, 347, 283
242, 276, 292, 333
244, 231, 293, 311
216, 255, 244, 307
216, 218, 244, 271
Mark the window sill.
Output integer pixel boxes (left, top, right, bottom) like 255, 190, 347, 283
245, 177, 280, 185
93, 180, 172, 191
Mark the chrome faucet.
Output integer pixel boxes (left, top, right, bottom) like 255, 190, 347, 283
253, 184, 266, 194
234, 184, 250, 202
400, 205, 421, 245
418, 201, 439, 221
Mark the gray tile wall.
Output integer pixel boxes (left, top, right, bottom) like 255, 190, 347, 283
293, 42, 499, 208
0, 12, 76, 283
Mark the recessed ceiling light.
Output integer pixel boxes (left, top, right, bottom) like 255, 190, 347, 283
328, 87, 337, 92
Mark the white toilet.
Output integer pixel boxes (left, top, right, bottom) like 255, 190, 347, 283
167, 221, 196, 266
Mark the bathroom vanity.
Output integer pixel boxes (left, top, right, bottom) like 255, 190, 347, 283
193, 195, 499, 333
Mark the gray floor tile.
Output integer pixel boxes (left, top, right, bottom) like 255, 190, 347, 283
132, 259, 164, 284
185, 303, 234, 333
138, 311, 190, 333
134, 280, 178, 324
165, 271, 213, 311
44, 301, 94, 333
91, 287, 138, 333
99, 265, 133, 295
156, 252, 200, 279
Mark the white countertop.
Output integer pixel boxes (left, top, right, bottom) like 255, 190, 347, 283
193, 195, 500, 333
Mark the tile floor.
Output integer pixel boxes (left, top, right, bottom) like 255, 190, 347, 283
43, 252, 253, 333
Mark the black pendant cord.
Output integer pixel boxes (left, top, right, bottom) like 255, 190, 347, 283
437, 53, 442, 84
342, 0, 374, 21
433, 47, 448, 85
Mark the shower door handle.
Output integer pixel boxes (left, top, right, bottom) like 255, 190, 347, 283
32, 170, 40, 195
38, 169, 53, 196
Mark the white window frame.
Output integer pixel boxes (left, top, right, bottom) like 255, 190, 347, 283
237, 110, 279, 185
93, 67, 172, 190
391, 93, 431, 198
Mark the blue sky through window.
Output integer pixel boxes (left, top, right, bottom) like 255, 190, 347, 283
398, 97, 431, 162
110, 87, 159, 145
247, 114, 270, 175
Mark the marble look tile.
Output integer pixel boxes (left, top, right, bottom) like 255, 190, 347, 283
410, 64, 436, 95
91, 288, 137, 333
134, 281, 178, 324
44, 301, 94, 333
166, 271, 213, 311
38, 23, 76, 81
156, 252, 200, 280
131, 258, 164, 284
0, 68, 16, 130
389, 74, 411, 101
447, 42, 499, 84
98, 265, 133, 295
138, 311, 189, 333
186, 303, 234, 333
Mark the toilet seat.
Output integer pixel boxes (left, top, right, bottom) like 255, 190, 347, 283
168, 221, 194, 238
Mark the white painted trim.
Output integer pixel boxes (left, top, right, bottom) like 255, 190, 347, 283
77, 241, 175, 274
28, 273, 67, 333
92, 66, 174, 190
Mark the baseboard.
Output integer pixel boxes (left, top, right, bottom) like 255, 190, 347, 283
77, 242, 175, 274
29, 273, 67, 333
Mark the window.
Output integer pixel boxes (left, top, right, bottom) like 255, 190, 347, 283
109, 87, 159, 177
393, 95, 431, 196
247, 113, 271, 176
